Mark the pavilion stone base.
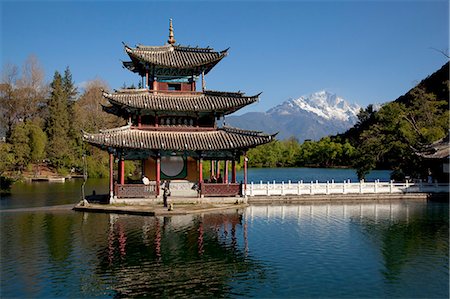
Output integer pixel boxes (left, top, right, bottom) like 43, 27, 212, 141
109, 196, 247, 205
167, 180, 198, 197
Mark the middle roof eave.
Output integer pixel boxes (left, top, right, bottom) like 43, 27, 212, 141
103, 90, 260, 113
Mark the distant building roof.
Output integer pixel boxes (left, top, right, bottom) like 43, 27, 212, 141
417, 135, 450, 159
102, 89, 260, 115
83, 125, 275, 152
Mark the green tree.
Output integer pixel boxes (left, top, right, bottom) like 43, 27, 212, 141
46, 71, 72, 171
280, 137, 301, 167
26, 121, 47, 164
0, 142, 14, 176
62, 67, 77, 102
10, 123, 31, 171
62, 67, 79, 155
353, 103, 408, 179
352, 85, 449, 180
247, 140, 283, 167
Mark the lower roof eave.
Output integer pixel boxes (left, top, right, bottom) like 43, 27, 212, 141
82, 126, 275, 159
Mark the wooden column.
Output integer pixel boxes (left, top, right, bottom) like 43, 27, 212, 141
109, 153, 114, 197
216, 160, 220, 178
155, 115, 159, 127
138, 115, 142, 128
119, 158, 125, 185
154, 77, 158, 91
156, 155, 161, 196
244, 155, 248, 196
199, 157, 204, 198
199, 158, 203, 183
231, 160, 236, 183
210, 160, 215, 178
224, 160, 229, 184
145, 71, 149, 89
117, 158, 121, 184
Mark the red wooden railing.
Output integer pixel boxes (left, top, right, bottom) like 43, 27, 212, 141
113, 182, 242, 198
201, 183, 241, 197
114, 183, 156, 198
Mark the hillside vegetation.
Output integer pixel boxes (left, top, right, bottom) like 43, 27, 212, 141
1, 57, 448, 188
247, 62, 449, 180
0, 56, 132, 185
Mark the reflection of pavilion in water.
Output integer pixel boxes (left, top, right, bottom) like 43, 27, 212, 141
106, 211, 248, 259
247, 201, 423, 224
97, 210, 258, 298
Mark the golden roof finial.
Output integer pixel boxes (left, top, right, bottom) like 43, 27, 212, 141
168, 18, 176, 45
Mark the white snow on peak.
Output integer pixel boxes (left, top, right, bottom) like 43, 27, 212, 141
270, 90, 361, 122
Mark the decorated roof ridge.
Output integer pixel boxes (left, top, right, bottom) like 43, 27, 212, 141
205, 90, 257, 98
110, 88, 150, 94
98, 124, 131, 134
221, 126, 278, 138
81, 124, 131, 141
124, 44, 172, 53
102, 89, 261, 99
124, 43, 228, 55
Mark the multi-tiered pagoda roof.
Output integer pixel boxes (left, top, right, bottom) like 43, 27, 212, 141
82, 19, 274, 199
84, 19, 274, 156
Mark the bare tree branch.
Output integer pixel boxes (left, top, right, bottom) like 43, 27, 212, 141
429, 47, 450, 59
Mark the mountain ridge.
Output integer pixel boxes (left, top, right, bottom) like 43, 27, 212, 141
226, 90, 361, 142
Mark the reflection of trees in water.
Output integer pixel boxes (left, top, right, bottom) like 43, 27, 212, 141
96, 211, 267, 298
360, 202, 449, 282
1, 211, 81, 297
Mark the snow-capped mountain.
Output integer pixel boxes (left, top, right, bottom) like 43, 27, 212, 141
267, 91, 360, 122
226, 91, 361, 142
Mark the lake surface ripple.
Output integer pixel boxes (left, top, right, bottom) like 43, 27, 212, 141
1, 200, 448, 298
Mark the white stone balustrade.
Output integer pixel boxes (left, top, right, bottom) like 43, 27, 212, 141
245, 180, 449, 197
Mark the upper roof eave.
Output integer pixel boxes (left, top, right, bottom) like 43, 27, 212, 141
123, 43, 228, 71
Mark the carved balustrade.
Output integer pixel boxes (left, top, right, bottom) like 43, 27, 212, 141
115, 183, 156, 198
201, 183, 241, 197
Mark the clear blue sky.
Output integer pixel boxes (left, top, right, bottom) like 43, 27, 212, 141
1, 1, 448, 114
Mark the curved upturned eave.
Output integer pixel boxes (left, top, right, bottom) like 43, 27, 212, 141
123, 44, 228, 70
82, 127, 274, 152
101, 90, 260, 115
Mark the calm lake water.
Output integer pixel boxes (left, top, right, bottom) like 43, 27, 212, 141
1, 168, 448, 298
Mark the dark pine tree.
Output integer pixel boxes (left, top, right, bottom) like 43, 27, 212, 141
46, 71, 72, 170
62, 67, 81, 165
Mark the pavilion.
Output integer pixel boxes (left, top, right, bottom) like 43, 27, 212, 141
83, 20, 275, 202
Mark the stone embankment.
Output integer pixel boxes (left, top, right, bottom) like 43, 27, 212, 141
73, 201, 248, 216
71, 191, 449, 216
